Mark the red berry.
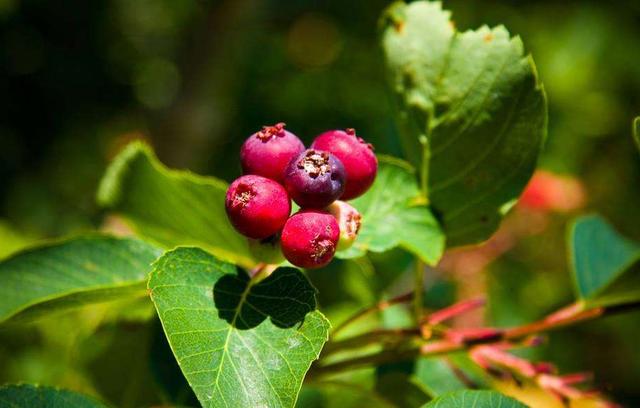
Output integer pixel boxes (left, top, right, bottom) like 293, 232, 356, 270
284, 149, 346, 208
326, 200, 362, 250
311, 128, 378, 200
225, 175, 291, 239
240, 122, 305, 183
281, 210, 340, 269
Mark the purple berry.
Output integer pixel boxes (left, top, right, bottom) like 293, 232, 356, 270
284, 149, 346, 208
240, 122, 305, 184
311, 128, 378, 200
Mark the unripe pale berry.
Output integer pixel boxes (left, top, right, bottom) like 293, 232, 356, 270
225, 175, 291, 239
240, 122, 305, 183
326, 200, 362, 250
311, 128, 378, 200
281, 210, 340, 269
247, 234, 285, 265
284, 149, 346, 208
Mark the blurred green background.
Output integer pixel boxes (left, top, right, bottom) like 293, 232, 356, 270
1, 0, 639, 407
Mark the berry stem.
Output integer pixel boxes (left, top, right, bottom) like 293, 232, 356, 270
419, 134, 430, 205
413, 260, 425, 324
413, 128, 431, 323
249, 262, 276, 283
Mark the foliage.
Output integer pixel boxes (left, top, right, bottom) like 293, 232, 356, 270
0, 236, 161, 323
569, 215, 640, 308
1, 0, 640, 407
97, 142, 254, 268
0, 384, 109, 408
149, 248, 329, 407
337, 158, 444, 264
381, 1, 547, 246
422, 390, 526, 408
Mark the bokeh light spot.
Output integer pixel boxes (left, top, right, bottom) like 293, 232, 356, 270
287, 13, 342, 70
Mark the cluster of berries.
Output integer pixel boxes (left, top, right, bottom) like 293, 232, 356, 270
225, 123, 378, 269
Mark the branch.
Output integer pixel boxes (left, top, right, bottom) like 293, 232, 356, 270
312, 299, 640, 378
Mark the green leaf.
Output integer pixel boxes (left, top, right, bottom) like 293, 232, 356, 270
422, 390, 527, 408
381, 1, 547, 247
375, 372, 431, 407
98, 142, 254, 268
415, 353, 490, 397
633, 117, 640, 153
0, 220, 34, 260
0, 235, 161, 324
337, 158, 445, 265
569, 215, 640, 308
297, 381, 396, 408
0, 384, 110, 408
149, 247, 330, 408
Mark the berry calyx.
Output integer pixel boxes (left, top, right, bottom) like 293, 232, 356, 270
326, 200, 362, 250
240, 122, 305, 183
311, 128, 378, 200
225, 175, 291, 239
281, 210, 340, 269
284, 149, 346, 208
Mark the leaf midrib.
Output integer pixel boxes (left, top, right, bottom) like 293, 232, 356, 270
210, 275, 288, 406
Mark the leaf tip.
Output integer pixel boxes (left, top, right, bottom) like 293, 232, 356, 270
97, 141, 152, 208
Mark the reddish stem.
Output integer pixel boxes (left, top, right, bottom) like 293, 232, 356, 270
313, 299, 640, 378
425, 298, 486, 325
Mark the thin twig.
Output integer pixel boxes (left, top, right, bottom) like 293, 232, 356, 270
322, 328, 421, 356
331, 291, 414, 336
414, 261, 425, 324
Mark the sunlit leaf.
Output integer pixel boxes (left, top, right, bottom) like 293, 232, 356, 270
0, 235, 161, 324
381, 1, 547, 246
422, 390, 526, 408
337, 158, 445, 265
0, 220, 33, 260
98, 142, 254, 268
569, 214, 640, 308
0, 384, 109, 408
149, 247, 330, 407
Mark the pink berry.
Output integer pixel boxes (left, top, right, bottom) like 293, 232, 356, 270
326, 200, 362, 250
225, 175, 291, 239
281, 210, 340, 269
284, 149, 346, 208
311, 128, 378, 200
240, 122, 305, 183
